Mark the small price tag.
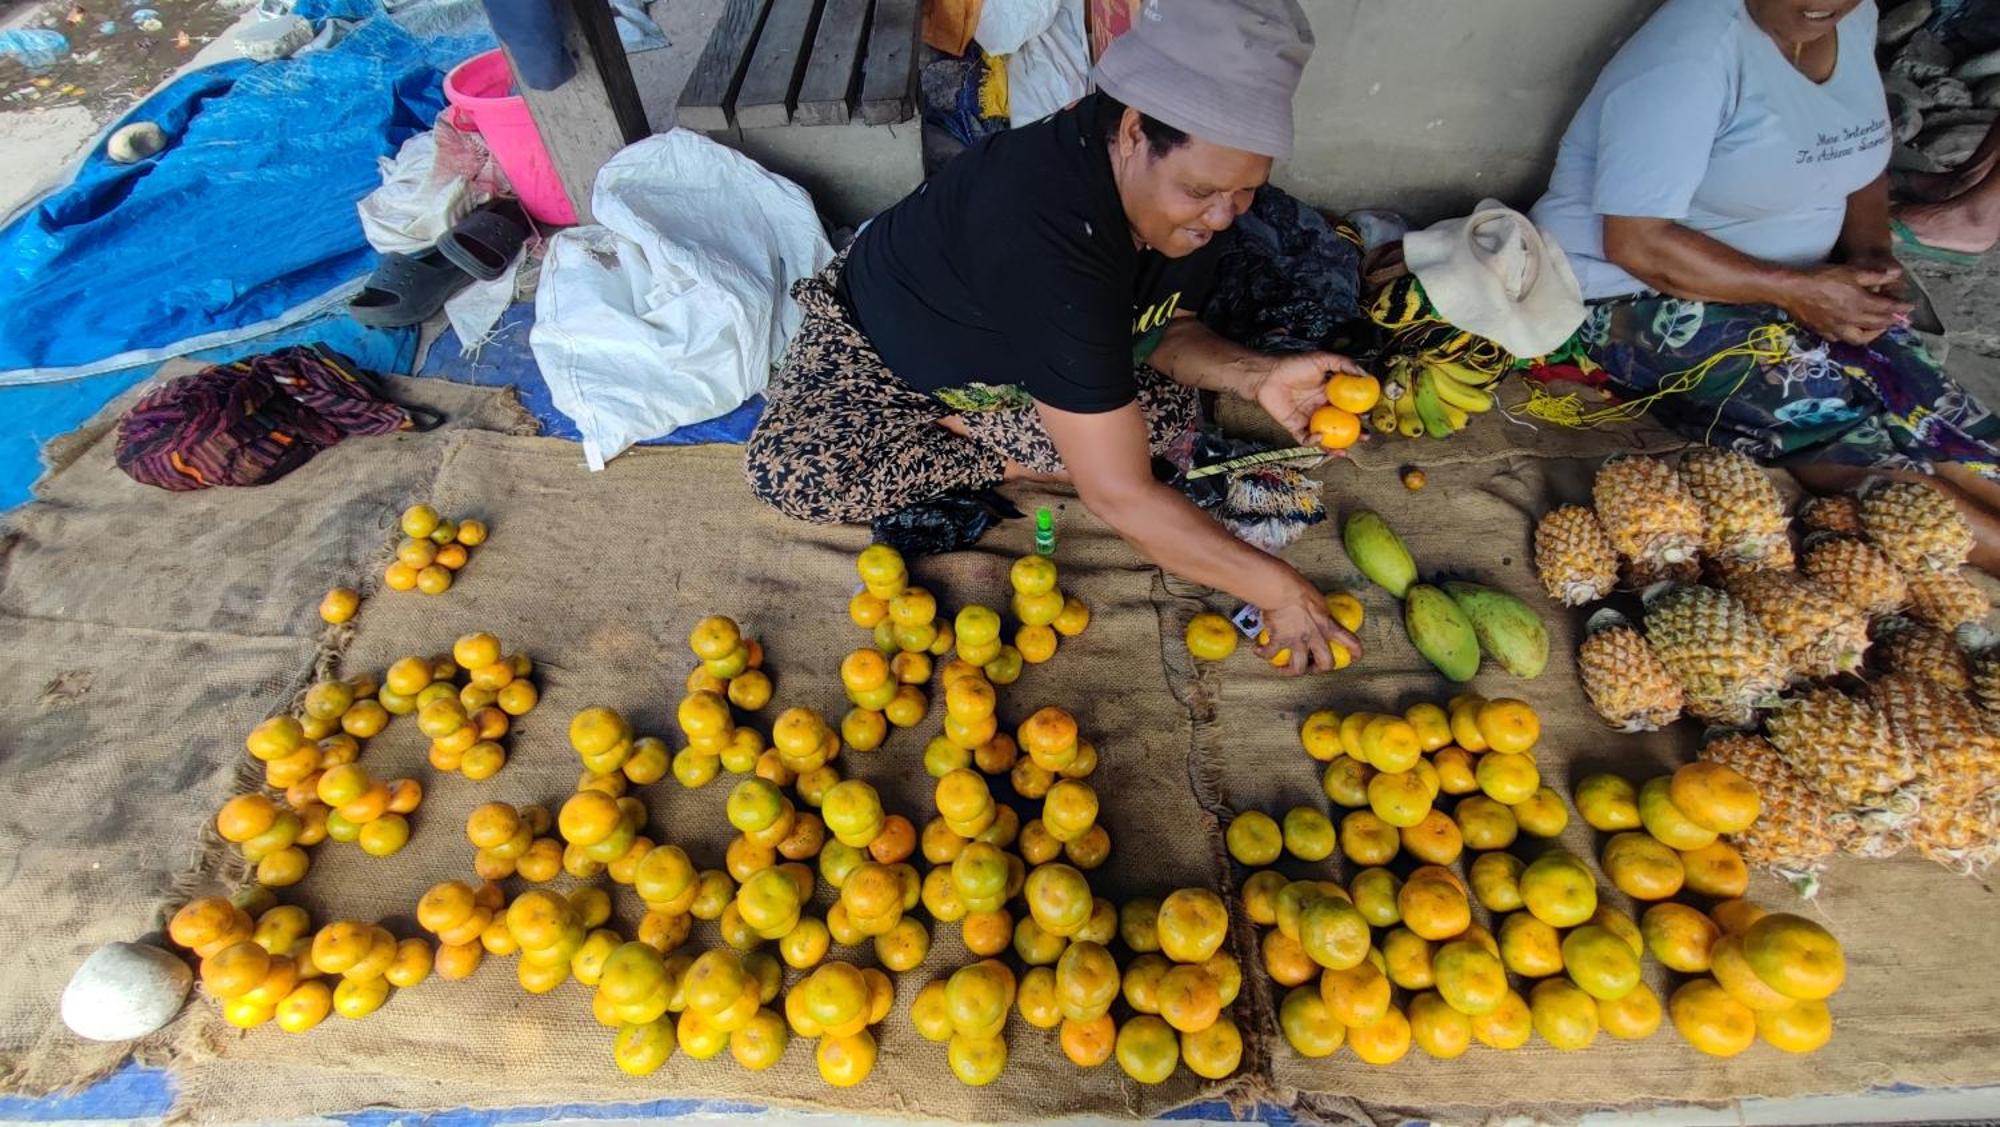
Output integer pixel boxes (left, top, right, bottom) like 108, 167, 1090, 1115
1230, 604, 1263, 640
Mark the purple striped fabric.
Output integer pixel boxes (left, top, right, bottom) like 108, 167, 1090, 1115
114, 346, 417, 491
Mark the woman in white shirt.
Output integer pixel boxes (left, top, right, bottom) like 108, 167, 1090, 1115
1532, 0, 2000, 571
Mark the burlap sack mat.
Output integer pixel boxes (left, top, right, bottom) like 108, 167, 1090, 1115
8, 377, 2000, 1124
1167, 451, 2000, 1124
166, 434, 1235, 1123
0, 372, 535, 1094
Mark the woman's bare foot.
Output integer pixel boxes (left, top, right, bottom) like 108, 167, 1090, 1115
1901, 166, 1976, 204
1896, 171, 2000, 257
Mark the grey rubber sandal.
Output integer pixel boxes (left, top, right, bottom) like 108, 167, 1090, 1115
437, 200, 530, 282
347, 247, 475, 327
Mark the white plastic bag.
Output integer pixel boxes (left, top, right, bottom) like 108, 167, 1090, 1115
975, 0, 1062, 55
532, 131, 833, 470
357, 121, 506, 255
1005, 0, 1088, 126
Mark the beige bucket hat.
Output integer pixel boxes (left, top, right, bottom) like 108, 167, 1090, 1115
1403, 200, 1587, 358
1092, 0, 1315, 160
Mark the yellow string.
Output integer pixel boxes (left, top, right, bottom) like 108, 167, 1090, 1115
1519, 323, 1793, 430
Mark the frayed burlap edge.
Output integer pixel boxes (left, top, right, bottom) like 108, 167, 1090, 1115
0, 381, 538, 1101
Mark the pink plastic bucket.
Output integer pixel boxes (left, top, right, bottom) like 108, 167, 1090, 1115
443, 49, 577, 225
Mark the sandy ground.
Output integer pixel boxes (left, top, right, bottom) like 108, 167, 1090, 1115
0, 97, 94, 209
0, 0, 715, 218
0, 0, 255, 216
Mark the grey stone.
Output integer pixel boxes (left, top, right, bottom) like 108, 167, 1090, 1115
106, 121, 165, 163
60, 943, 190, 1043
1957, 47, 2000, 83
1890, 142, 1943, 174
1979, 76, 2000, 110
1926, 76, 1974, 109
1919, 122, 1995, 168
1892, 30, 1954, 82
1923, 108, 1999, 132
1879, 0, 1932, 46
1895, 99, 1927, 144
1887, 71, 1932, 110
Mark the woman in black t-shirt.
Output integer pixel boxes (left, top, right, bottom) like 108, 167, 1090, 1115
744, 0, 1361, 673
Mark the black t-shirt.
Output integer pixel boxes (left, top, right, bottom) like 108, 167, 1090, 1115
839, 94, 1227, 415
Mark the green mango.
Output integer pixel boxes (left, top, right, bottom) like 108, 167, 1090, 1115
1343, 511, 1418, 598
1405, 584, 1481, 682
1442, 581, 1549, 679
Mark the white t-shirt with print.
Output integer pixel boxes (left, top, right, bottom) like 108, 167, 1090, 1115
1530, 0, 1891, 301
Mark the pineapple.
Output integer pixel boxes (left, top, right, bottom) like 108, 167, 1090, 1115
1622, 556, 1703, 590
1904, 566, 1991, 630
1875, 618, 1972, 691
1876, 669, 2000, 874
1533, 506, 1620, 606
1859, 481, 1973, 572
1765, 687, 1921, 817
1798, 495, 1863, 536
1679, 448, 1791, 566
1971, 648, 2000, 713
1868, 672, 2000, 809
1705, 543, 1795, 587
1642, 585, 1788, 726
1907, 796, 2000, 875
1800, 535, 1908, 618
1700, 733, 1848, 871
1576, 613, 1684, 731
1722, 570, 1869, 679
1593, 455, 1705, 573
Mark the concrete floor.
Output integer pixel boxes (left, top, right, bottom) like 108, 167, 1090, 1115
630, 0, 721, 132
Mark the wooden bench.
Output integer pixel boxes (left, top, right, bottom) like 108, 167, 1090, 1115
677, 0, 922, 130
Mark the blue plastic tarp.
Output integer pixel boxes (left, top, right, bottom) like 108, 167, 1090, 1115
0, 315, 417, 512
0, 18, 469, 384
293, 0, 383, 19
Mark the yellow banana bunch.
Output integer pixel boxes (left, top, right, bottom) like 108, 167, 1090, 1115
1371, 357, 1503, 440
1429, 356, 1508, 389
1378, 357, 1423, 439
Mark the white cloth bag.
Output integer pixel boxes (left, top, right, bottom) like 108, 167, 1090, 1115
975, 0, 1090, 126
531, 131, 833, 470
1007, 0, 1089, 126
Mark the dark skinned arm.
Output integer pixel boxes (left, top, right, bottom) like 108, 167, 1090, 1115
1034, 399, 1360, 674
1147, 316, 1371, 443
1835, 173, 1900, 280
1601, 187, 1910, 346
1148, 316, 1281, 398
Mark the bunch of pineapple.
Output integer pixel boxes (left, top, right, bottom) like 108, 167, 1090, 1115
1537, 455, 1986, 628
1541, 452, 2000, 880
1535, 450, 1792, 604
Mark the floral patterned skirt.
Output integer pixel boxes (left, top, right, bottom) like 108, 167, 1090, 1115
1576, 296, 2000, 479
